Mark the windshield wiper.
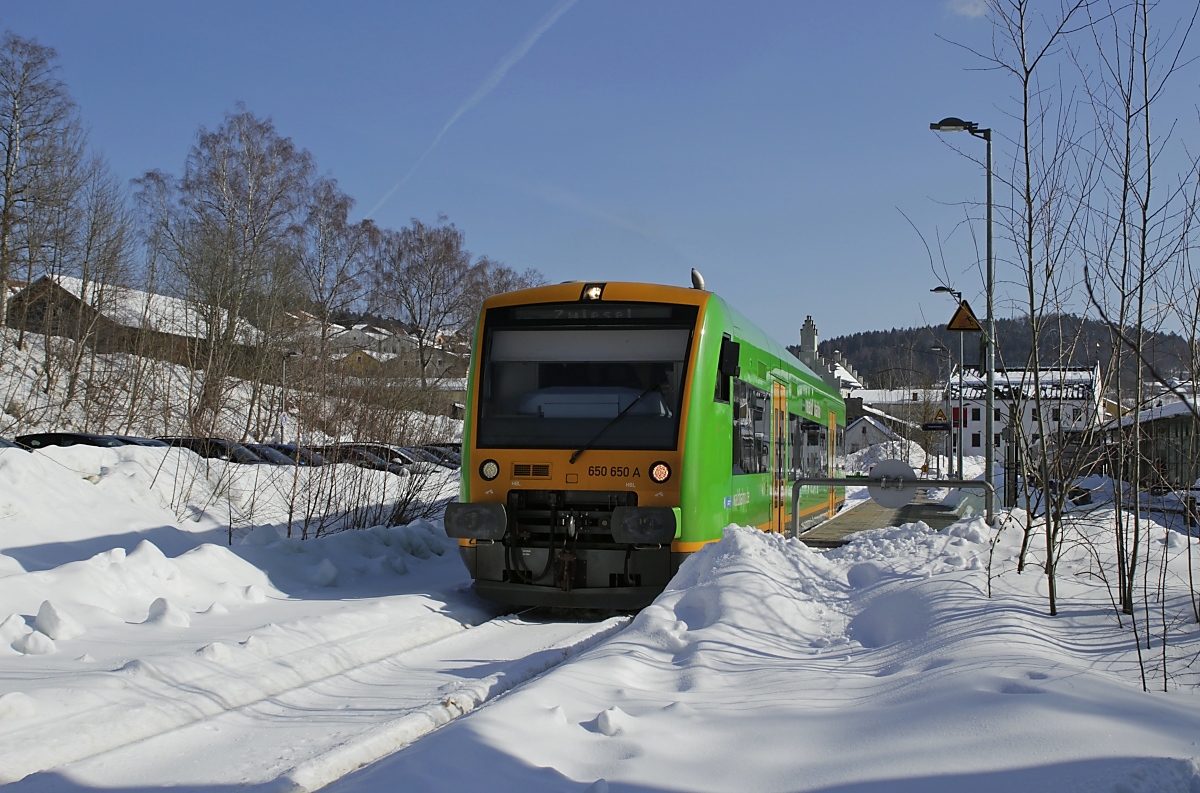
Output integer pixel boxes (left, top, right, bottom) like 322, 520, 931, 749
569, 381, 665, 465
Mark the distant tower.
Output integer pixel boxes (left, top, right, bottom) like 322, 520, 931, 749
799, 316, 819, 367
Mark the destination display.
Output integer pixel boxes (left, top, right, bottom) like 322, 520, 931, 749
511, 304, 675, 321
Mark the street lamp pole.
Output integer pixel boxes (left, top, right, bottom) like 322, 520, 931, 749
930, 117, 996, 526
984, 128, 995, 524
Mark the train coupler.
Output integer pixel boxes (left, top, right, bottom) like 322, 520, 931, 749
554, 549, 582, 591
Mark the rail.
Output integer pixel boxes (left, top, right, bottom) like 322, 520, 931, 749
791, 476, 997, 536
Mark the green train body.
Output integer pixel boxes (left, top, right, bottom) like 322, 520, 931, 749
444, 281, 845, 609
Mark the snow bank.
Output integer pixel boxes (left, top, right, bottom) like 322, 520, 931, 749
0, 441, 481, 784
331, 519, 1200, 793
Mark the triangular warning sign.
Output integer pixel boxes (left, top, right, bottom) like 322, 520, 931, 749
934, 409, 947, 422
946, 300, 983, 332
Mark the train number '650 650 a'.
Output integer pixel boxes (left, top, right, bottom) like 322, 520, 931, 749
588, 465, 636, 478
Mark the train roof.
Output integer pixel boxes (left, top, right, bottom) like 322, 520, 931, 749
481, 280, 709, 309
481, 280, 837, 400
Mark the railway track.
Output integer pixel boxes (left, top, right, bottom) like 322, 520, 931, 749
9, 612, 629, 791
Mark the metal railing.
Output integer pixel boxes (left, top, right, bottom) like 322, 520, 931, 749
790, 476, 997, 536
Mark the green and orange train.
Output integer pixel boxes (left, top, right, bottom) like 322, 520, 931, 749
444, 279, 845, 609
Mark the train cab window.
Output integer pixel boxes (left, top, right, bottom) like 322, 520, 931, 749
475, 304, 697, 450
732, 379, 770, 475
714, 335, 739, 403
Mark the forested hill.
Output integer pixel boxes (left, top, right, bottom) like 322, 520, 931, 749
792, 314, 1191, 389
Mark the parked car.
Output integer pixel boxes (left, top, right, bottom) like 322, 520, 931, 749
344, 443, 443, 475
110, 435, 170, 447
418, 444, 461, 468
264, 443, 327, 466
0, 438, 28, 450
400, 445, 456, 470
318, 444, 408, 476
244, 443, 301, 465
15, 432, 127, 450
157, 437, 265, 464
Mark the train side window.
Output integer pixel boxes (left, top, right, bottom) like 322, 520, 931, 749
732, 380, 750, 474
788, 413, 800, 481
732, 379, 768, 475
799, 418, 827, 477
753, 388, 770, 474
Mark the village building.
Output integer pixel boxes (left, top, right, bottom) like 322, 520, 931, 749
947, 365, 1107, 453
6, 275, 261, 368
1106, 399, 1200, 490
794, 316, 867, 398
845, 415, 902, 454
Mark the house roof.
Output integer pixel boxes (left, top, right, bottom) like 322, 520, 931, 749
949, 366, 1099, 401
858, 403, 921, 430
832, 362, 864, 390
1108, 398, 1199, 429
851, 388, 942, 404
847, 414, 901, 439
47, 275, 261, 345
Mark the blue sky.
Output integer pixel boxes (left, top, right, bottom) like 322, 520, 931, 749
6, 1, 1014, 344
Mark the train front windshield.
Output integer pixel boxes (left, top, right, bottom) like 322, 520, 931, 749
476, 302, 697, 450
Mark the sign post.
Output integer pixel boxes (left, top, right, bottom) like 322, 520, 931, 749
945, 300, 982, 479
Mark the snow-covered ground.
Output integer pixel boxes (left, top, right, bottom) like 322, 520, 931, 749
1, 442, 1199, 791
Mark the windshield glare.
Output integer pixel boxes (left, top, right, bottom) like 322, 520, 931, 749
477, 325, 693, 450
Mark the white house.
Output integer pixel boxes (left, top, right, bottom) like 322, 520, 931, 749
845, 415, 902, 454
946, 365, 1105, 454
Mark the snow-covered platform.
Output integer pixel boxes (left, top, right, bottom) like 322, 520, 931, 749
801, 488, 961, 547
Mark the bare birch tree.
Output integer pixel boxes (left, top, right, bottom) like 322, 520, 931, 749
0, 32, 77, 330
372, 216, 480, 389
135, 105, 313, 433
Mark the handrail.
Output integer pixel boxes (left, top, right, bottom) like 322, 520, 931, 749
790, 477, 996, 536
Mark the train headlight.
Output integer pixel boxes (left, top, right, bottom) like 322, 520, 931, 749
649, 461, 672, 484
479, 459, 500, 481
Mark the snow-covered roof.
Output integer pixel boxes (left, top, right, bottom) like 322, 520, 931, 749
333, 326, 390, 342
832, 362, 864, 390
50, 275, 261, 345
1108, 398, 1199, 429
858, 403, 922, 430
950, 366, 1099, 401
851, 388, 942, 405
847, 414, 901, 439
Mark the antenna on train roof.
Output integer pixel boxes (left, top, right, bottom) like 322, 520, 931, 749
690, 268, 706, 290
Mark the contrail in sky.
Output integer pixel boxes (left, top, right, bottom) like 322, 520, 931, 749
366, 0, 579, 219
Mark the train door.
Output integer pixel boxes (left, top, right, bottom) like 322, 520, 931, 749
772, 381, 787, 532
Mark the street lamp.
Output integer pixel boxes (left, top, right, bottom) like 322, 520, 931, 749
930, 116, 996, 526
931, 286, 964, 481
